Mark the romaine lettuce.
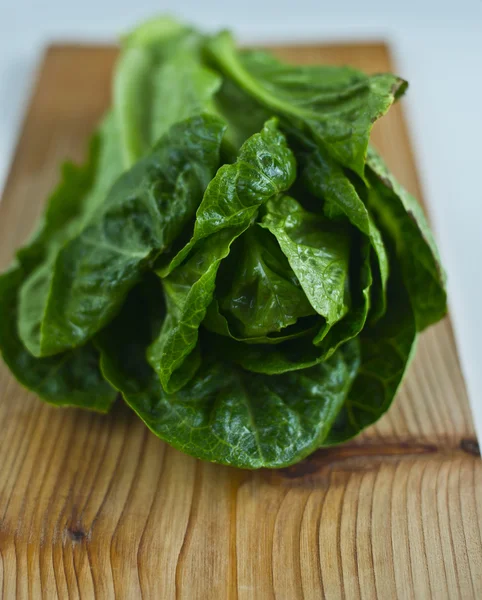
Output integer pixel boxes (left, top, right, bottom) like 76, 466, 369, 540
0, 16, 446, 467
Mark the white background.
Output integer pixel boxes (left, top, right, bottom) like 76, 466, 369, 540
1, 0, 481, 440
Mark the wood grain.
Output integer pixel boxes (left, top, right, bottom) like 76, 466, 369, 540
0, 42, 481, 600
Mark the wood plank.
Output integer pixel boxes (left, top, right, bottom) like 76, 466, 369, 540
0, 42, 480, 599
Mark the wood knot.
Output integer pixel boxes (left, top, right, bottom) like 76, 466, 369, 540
460, 438, 480, 457
66, 525, 87, 543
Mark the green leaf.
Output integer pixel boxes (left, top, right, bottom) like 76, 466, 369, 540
302, 147, 389, 319
97, 277, 360, 468
148, 119, 296, 391
15, 134, 102, 272
0, 268, 115, 411
215, 225, 315, 337
0, 139, 116, 411
122, 16, 188, 47
366, 147, 447, 330
23, 115, 225, 357
261, 195, 351, 326
18, 18, 224, 359
313, 233, 372, 349
323, 276, 417, 444
206, 34, 406, 177
18, 115, 126, 356
151, 231, 232, 392
203, 297, 318, 345
212, 78, 270, 155
214, 233, 371, 374
116, 20, 222, 165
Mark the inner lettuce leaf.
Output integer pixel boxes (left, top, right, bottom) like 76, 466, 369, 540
302, 147, 389, 320
147, 119, 296, 392
203, 297, 319, 345
0, 15, 448, 469
207, 225, 315, 339
261, 195, 352, 328
210, 233, 372, 375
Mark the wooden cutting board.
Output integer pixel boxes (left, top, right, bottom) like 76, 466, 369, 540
0, 42, 481, 600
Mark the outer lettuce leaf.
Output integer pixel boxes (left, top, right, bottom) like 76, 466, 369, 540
148, 119, 296, 391
97, 276, 360, 468
0, 144, 116, 411
19, 16, 225, 358
115, 17, 222, 164
206, 33, 407, 178
21, 115, 225, 358
212, 78, 270, 155
18, 115, 126, 356
16, 134, 104, 271
0, 269, 115, 411
324, 276, 417, 444
366, 147, 447, 330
